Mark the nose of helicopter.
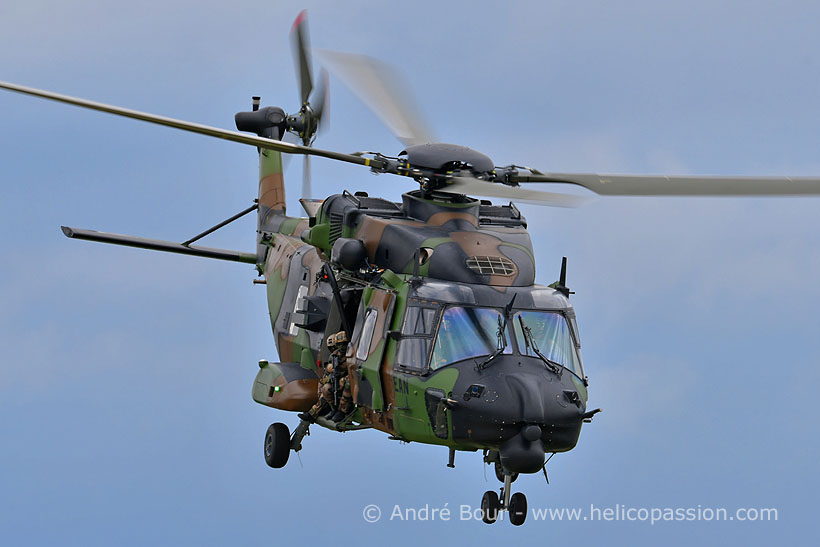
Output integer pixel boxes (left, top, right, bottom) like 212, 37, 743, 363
449, 355, 586, 472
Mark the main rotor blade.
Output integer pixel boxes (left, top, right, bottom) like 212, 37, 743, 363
512, 172, 820, 196
290, 10, 313, 105
447, 177, 592, 208
316, 49, 436, 147
0, 80, 379, 169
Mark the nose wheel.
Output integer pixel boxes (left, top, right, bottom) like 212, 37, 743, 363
480, 490, 500, 524
481, 471, 528, 526
508, 492, 527, 526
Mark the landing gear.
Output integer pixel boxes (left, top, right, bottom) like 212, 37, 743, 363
481, 457, 528, 526
263, 413, 374, 470
263, 423, 290, 468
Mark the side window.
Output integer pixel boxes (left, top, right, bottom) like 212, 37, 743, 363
401, 306, 437, 335
567, 313, 581, 347
396, 303, 440, 372
356, 308, 378, 361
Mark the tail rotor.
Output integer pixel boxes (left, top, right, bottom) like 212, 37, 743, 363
287, 10, 328, 198
234, 9, 328, 198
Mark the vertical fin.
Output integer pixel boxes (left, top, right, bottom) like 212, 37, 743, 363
256, 149, 286, 263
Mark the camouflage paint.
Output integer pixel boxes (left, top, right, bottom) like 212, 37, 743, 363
252, 361, 318, 412
306, 191, 536, 287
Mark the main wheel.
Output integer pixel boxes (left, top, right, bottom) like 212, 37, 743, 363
263, 423, 290, 468
494, 461, 519, 483
508, 492, 527, 526
481, 490, 500, 524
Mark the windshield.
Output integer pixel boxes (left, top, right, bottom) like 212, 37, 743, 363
430, 306, 511, 370
512, 311, 583, 377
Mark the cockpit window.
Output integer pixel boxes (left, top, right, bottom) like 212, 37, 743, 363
430, 306, 511, 370
512, 311, 583, 377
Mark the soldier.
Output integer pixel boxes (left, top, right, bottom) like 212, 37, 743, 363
301, 331, 350, 423
329, 364, 354, 423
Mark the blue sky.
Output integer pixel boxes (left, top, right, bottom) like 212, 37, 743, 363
1, 1, 819, 544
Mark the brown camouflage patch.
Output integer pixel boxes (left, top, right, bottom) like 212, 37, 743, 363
259, 173, 286, 211
269, 376, 318, 412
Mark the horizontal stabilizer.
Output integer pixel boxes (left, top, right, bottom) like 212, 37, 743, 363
61, 226, 256, 264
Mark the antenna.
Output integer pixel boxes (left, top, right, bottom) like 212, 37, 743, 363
552, 256, 574, 298
559, 256, 567, 287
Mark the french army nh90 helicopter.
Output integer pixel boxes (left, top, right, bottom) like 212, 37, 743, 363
4, 11, 820, 527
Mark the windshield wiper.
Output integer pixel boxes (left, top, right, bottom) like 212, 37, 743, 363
476, 314, 508, 370
518, 315, 563, 376
476, 295, 517, 371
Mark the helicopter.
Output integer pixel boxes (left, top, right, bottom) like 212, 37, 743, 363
3, 11, 820, 527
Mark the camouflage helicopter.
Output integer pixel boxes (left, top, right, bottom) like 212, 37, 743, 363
4, 11, 820, 527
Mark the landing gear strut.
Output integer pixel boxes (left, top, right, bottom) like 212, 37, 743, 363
263, 414, 315, 469
494, 461, 518, 484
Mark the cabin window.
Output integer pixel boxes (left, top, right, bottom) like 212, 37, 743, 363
288, 285, 308, 336
356, 308, 378, 361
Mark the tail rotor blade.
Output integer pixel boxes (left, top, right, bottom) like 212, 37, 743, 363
313, 68, 330, 130
291, 9, 313, 105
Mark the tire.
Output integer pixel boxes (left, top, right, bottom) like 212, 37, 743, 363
264, 423, 290, 468
508, 492, 527, 526
494, 461, 518, 483
481, 490, 500, 524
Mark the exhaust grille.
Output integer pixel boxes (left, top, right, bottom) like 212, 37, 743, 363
466, 255, 516, 276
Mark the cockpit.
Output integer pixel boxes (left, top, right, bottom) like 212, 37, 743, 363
395, 299, 584, 379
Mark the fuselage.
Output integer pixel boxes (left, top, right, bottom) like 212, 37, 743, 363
252, 179, 589, 473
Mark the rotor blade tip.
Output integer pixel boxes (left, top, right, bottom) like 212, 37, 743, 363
292, 9, 307, 32
61, 226, 75, 238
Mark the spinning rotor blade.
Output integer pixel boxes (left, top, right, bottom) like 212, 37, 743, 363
512, 172, 820, 196
298, 70, 328, 199
281, 131, 299, 172
0, 80, 376, 169
288, 11, 327, 199
316, 49, 435, 147
312, 68, 329, 127
448, 177, 592, 208
291, 10, 313, 105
